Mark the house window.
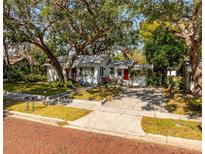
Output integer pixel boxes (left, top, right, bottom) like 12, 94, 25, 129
100, 67, 104, 76
117, 69, 122, 76
110, 67, 114, 75
91, 67, 94, 75
84, 67, 89, 76
79, 67, 83, 76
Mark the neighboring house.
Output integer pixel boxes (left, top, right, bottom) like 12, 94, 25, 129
180, 60, 202, 94
167, 69, 177, 77
9, 56, 39, 70
9, 56, 30, 67
167, 66, 181, 77
46, 54, 153, 86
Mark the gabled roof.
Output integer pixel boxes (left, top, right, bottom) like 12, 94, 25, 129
45, 54, 153, 70
75, 54, 108, 65
9, 57, 28, 65
133, 64, 153, 70
108, 60, 134, 67
108, 60, 153, 70
58, 54, 109, 66
9, 55, 39, 66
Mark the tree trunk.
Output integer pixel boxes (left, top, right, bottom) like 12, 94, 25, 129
28, 38, 64, 82
3, 39, 11, 66
62, 53, 79, 82
161, 68, 167, 86
189, 45, 202, 97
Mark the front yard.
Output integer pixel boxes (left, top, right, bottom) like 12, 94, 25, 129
142, 116, 202, 140
4, 99, 92, 121
68, 87, 121, 101
164, 89, 202, 116
3, 82, 70, 96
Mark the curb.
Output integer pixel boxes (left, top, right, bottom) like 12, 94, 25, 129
4, 91, 103, 106
4, 91, 70, 101
5, 110, 201, 152
4, 110, 68, 126
64, 124, 201, 152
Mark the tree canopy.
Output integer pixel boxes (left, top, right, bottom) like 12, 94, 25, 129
131, 0, 202, 96
113, 50, 147, 64
4, 0, 136, 81
143, 25, 186, 85
144, 26, 186, 70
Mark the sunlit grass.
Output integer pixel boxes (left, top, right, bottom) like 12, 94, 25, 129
68, 87, 120, 101
164, 89, 202, 116
4, 99, 92, 121
142, 116, 202, 140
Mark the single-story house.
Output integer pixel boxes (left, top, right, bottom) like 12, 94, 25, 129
46, 54, 153, 86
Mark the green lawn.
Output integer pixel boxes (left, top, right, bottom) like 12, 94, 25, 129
142, 116, 202, 140
4, 82, 70, 96
4, 99, 92, 121
68, 87, 120, 101
164, 89, 202, 116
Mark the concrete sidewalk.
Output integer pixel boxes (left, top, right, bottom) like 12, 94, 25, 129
65, 102, 201, 122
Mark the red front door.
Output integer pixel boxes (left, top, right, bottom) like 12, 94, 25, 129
124, 69, 129, 80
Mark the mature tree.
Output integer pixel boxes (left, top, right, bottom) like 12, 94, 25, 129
50, 0, 134, 80
4, 0, 135, 82
4, 0, 65, 81
132, 0, 202, 96
113, 50, 147, 64
3, 38, 10, 66
144, 26, 186, 85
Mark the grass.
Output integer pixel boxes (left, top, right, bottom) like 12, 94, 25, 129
57, 121, 69, 126
68, 87, 120, 101
3, 82, 70, 96
142, 116, 202, 140
164, 89, 202, 116
4, 98, 92, 121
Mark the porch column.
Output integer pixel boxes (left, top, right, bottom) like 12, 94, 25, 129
94, 66, 99, 84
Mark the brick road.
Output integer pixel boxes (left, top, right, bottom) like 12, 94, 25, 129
4, 117, 200, 154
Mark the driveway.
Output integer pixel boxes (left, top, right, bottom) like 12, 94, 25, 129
69, 111, 145, 137
104, 87, 166, 112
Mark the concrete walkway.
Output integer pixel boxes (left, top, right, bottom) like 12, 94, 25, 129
69, 110, 145, 136
65, 102, 201, 122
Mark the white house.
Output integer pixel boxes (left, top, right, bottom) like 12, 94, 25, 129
46, 54, 153, 86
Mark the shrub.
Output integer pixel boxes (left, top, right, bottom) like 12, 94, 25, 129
187, 97, 202, 114
7, 66, 25, 82
147, 73, 162, 86
101, 76, 111, 84
173, 77, 183, 89
167, 76, 175, 90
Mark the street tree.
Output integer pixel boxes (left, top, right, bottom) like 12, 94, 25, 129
132, 0, 202, 96
144, 26, 186, 85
